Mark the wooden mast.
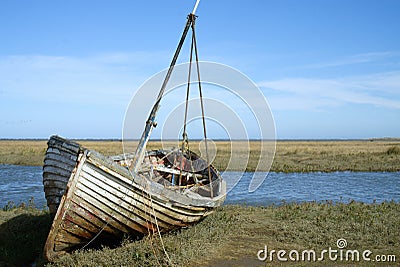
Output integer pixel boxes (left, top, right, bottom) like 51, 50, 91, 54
131, 3, 200, 173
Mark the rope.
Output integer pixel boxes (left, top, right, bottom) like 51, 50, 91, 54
148, 165, 172, 265
191, 15, 213, 197
130, 13, 193, 174
179, 20, 196, 188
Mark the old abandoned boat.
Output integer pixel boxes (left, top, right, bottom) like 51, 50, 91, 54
43, 1, 226, 262
43, 136, 225, 261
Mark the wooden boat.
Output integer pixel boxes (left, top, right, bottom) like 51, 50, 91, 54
43, 136, 225, 261
43, 1, 225, 261
43, 135, 225, 216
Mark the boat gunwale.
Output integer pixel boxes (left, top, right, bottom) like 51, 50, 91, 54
86, 149, 226, 208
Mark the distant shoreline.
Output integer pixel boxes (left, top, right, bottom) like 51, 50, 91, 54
0, 139, 399, 172
1, 137, 400, 141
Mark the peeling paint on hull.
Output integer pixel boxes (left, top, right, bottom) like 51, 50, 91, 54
43, 136, 226, 261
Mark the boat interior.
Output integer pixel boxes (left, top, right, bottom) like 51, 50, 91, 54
112, 149, 222, 198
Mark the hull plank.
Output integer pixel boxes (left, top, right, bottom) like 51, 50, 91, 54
43, 137, 81, 214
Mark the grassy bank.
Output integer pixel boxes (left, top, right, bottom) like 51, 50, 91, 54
0, 202, 399, 266
1, 139, 400, 172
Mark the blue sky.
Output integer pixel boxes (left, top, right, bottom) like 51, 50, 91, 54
0, 0, 399, 139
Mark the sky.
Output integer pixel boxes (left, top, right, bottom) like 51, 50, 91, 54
0, 0, 399, 139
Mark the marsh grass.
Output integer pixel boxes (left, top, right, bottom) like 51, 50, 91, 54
272, 140, 400, 172
387, 145, 400, 155
1, 140, 399, 172
1, 202, 398, 266
0, 204, 51, 266
0, 140, 47, 166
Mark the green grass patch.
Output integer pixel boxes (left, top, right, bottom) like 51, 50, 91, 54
0, 203, 51, 266
1, 202, 399, 266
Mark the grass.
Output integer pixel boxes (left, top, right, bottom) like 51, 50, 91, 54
1, 139, 400, 172
386, 145, 400, 155
272, 140, 400, 172
0, 140, 48, 166
0, 202, 398, 266
0, 202, 52, 266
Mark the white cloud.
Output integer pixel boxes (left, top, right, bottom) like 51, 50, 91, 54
0, 52, 169, 107
0, 52, 172, 138
300, 51, 400, 69
259, 71, 400, 111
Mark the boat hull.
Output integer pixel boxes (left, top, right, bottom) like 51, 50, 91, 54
43, 136, 82, 215
43, 137, 226, 261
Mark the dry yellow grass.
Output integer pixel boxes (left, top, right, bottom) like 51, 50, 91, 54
273, 140, 400, 172
0, 139, 399, 172
0, 140, 48, 166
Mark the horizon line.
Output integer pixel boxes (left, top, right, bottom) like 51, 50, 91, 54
1, 137, 399, 142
